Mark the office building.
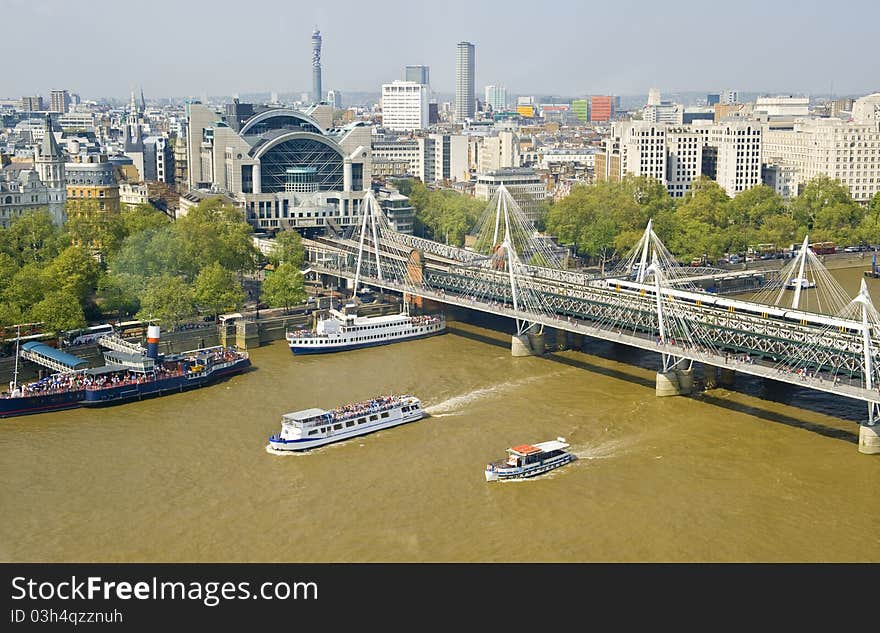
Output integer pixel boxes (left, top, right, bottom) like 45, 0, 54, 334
327, 90, 342, 109
484, 84, 507, 112
65, 156, 120, 220
571, 99, 588, 123
710, 120, 762, 197
763, 101, 880, 203
455, 41, 475, 122
644, 102, 684, 125
706, 94, 720, 106
49, 89, 70, 114
473, 168, 546, 223
21, 96, 44, 112
754, 96, 810, 118
590, 95, 614, 122
381, 81, 429, 131
478, 131, 520, 173
405, 65, 430, 86
721, 90, 738, 105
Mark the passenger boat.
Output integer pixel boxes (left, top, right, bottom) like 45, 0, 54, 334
267, 394, 423, 451
286, 307, 445, 355
485, 438, 574, 481
784, 277, 816, 290
0, 325, 250, 418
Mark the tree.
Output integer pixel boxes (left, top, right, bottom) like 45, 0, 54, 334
40, 245, 100, 306
728, 185, 786, 231
136, 274, 196, 328
97, 272, 143, 318
30, 290, 86, 333
268, 230, 305, 269
194, 262, 245, 319
790, 175, 861, 233
173, 198, 259, 278
261, 262, 306, 310
1, 263, 46, 325
0, 210, 62, 265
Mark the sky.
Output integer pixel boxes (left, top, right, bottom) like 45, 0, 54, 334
4, 0, 878, 100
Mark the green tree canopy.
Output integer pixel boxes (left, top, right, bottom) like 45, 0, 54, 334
40, 245, 100, 305
790, 175, 862, 232
136, 274, 196, 328
261, 262, 306, 310
30, 290, 87, 333
268, 230, 305, 269
194, 262, 245, 318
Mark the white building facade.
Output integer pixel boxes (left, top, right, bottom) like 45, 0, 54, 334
381, 81, 428, 132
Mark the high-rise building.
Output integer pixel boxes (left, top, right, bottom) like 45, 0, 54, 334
311, 28, 323, 104
21, 96, 44, 112
455, 41, 475, 122
754, 96, 810, 118
327, 90, 342, 109
706, 93, 721, 106
49, 89, 69, 114
721, 90, 738, 105
484, 84, 506, 112
647, 88, 661, 106
590, 95, 614, 122
710, 120, 762, 197
571, 99, 588, 123
381, 81, 429, 131
644, 102, 684, 125
405, 65, 430, 86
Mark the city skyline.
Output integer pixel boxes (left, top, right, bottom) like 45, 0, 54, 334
3, 0, 878, 100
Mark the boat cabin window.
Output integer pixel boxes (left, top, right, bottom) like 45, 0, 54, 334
358, 418, 366, 424
370, 414, 378, 421
333, 423, 343, 431
507, 455, 519, 467
381, 412, 389, 418
346, 420, 355, 428
401, 406, 409, 412
308, 429, 319, 436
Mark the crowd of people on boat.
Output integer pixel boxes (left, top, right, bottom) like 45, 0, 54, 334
327, 395, 400, 422
409, 315, 443, 326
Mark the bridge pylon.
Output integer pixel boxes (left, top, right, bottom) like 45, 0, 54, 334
854, 279, 880, 454
646, 251, 695, 396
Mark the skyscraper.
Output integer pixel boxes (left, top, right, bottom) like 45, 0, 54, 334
311, 27, 323, 104
455, 42, 475, 122
405, 65, 430, 86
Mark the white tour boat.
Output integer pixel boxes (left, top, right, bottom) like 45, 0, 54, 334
267, 394, 424, 452
785, 277, 816, 290
286, 307, 445, 355
485, 438, 574, 481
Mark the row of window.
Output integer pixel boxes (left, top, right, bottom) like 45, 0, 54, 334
306, 411, 391, 436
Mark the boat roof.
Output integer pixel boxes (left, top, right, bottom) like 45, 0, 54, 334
20, 342, 89, 369
509, 444, 541, 455
509, 440, 569, 455
282, 408, 328, 422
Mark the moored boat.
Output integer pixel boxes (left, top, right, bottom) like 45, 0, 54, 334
1, 325, 250, 418
267, 394, 424, 451
286, 307, 445, 355
485, 438, 574, 481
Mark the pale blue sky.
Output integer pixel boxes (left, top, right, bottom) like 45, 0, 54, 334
3, 0, 878, 99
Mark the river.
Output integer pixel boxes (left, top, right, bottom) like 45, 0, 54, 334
1, 267, 879, 561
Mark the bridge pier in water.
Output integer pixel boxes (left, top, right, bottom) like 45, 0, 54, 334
656, 368, 695, 397
510, 331, 546, 357
860, 424, 880, 454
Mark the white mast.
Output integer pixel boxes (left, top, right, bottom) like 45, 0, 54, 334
637, 219, 653, 283
792, 235, 810, 310
12, 324, 21, 394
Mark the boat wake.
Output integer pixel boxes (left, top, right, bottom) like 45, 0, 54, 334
569, 438, 630, 461
424, 373, 562, 417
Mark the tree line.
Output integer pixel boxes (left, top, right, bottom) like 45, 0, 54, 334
545, 175, 880, 266
0, 198, 307, 335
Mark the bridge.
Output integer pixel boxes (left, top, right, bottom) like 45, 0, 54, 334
301, 187, 880, 455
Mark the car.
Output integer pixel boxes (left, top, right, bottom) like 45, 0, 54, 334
844, 246, 860, 253
728, 255, 741, 264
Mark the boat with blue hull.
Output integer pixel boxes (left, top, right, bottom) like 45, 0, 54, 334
1, 325, 250, 418
83, 348, 250, 406
286, 307, 445, 355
